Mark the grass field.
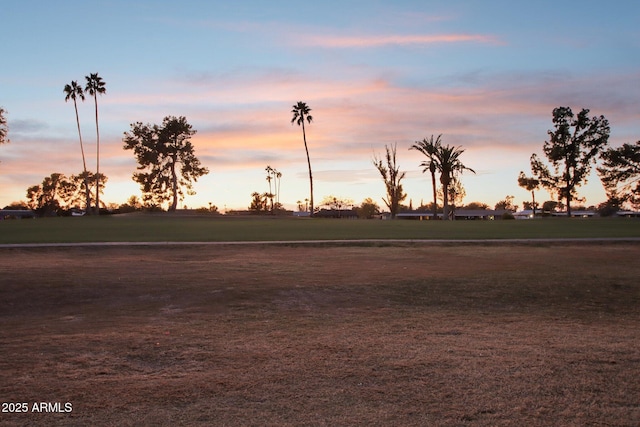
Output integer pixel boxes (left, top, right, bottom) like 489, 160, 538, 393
1, 214, 640, 244
1, 242, 639, 426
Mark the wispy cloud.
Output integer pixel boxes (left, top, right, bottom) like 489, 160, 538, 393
297, 33, 502, 48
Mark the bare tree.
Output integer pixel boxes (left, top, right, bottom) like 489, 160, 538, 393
373, 143, 407, 219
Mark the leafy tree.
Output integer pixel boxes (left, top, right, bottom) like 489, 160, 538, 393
85, 73, 107, 214
3, 201, 29, 210
494, 195, 517, 212
373, 143, 407, 219
249, 191, 269, 213
464, 201, 488, 210
0, 107, 8, 146
434, 144, 475, 220
64, 81, 92, 212
291, 101, 314, 216
437, 176, 467, 218
123, 116, 209, 211
355, 198, 380, 219
542, 200, 563, 213
410, 134, 442, 220
517, 171, 540, 216
71, 171, 107, 212
598, 141, 640, 209
26, 173, 76, 216
530, 107, 610, 216
320, 195, 354, 210
118, 195, 144, 213
596, 198, 623, 217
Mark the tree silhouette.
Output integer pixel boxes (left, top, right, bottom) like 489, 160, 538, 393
64, 81, 91, 213
518, 171, 540, 216
291, 101, 314, 216
265, 166, 274, 211
434, 144, 475, 220
85, 73, 106, 214
530, 106, 610, 216
123, 116, 209, 211
26, 173, 76, 216
373, 143, 407, 219
410, 134, 442, 219
598, 141, 640, 209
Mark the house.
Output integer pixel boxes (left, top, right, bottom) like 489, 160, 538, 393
514, 209, 535, 220
397, 209, 510, 220
314, 208, 358, 219
551, 210, 597, 218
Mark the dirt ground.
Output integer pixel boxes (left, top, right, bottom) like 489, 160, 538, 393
1, 243, 639, 426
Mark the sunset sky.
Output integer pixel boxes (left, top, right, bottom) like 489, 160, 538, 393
1, 1, 639, 212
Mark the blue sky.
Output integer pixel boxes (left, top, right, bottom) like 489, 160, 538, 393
1, 0, 639, 211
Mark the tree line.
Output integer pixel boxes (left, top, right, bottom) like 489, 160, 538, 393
2, 98, 639, 217
371, 106, 638, 219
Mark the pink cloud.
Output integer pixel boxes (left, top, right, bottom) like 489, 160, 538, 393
298, 33, 503, 48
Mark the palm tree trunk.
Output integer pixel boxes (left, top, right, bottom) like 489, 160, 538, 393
302, 120, 314, 217
564, 159, 572, 217
442, 177, 450, 220
93, 94, 100, 215
531, 190, 536, 217
73, 101, 91, 214
430, 170, 437, 220
277, 174, 281, 208
170, 156, 178, 211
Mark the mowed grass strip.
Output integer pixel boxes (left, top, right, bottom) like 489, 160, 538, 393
1, 214, 640, 243
0, 244, 639, 426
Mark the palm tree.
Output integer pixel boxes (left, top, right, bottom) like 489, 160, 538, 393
435, 144, 475, 220
275, 170, 282, 207
64, 81, 91, 213
410, 134, 442, 219
265, 166, 274, 211
85, 73, 106, 214
291, 101, 314, 216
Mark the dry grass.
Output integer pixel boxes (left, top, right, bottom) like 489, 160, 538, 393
1, 243, 639, 426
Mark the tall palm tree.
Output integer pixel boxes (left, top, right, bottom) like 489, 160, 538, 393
435, 144, 475, 220
410, 134, 442, 219
85, 72, 106, 214
265, 165, 274, 211
275, 170, 282, 207
291, 101, 314, 216
64, 81, 91, 213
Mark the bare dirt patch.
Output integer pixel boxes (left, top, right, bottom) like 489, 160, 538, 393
1, 243, 639, 426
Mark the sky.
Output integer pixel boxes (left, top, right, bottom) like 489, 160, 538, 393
1, 0, 639, 212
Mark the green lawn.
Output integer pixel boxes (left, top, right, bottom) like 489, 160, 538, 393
1, 214, 640, 244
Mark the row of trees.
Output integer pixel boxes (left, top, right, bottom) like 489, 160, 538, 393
372, 106, 639, 219
520, 106, 640, 215
22, 172, 106, 217
3, 98, 639, 216
370, 138, 475, 220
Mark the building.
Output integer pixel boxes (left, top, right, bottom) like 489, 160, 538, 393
397, 209, 511, 220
